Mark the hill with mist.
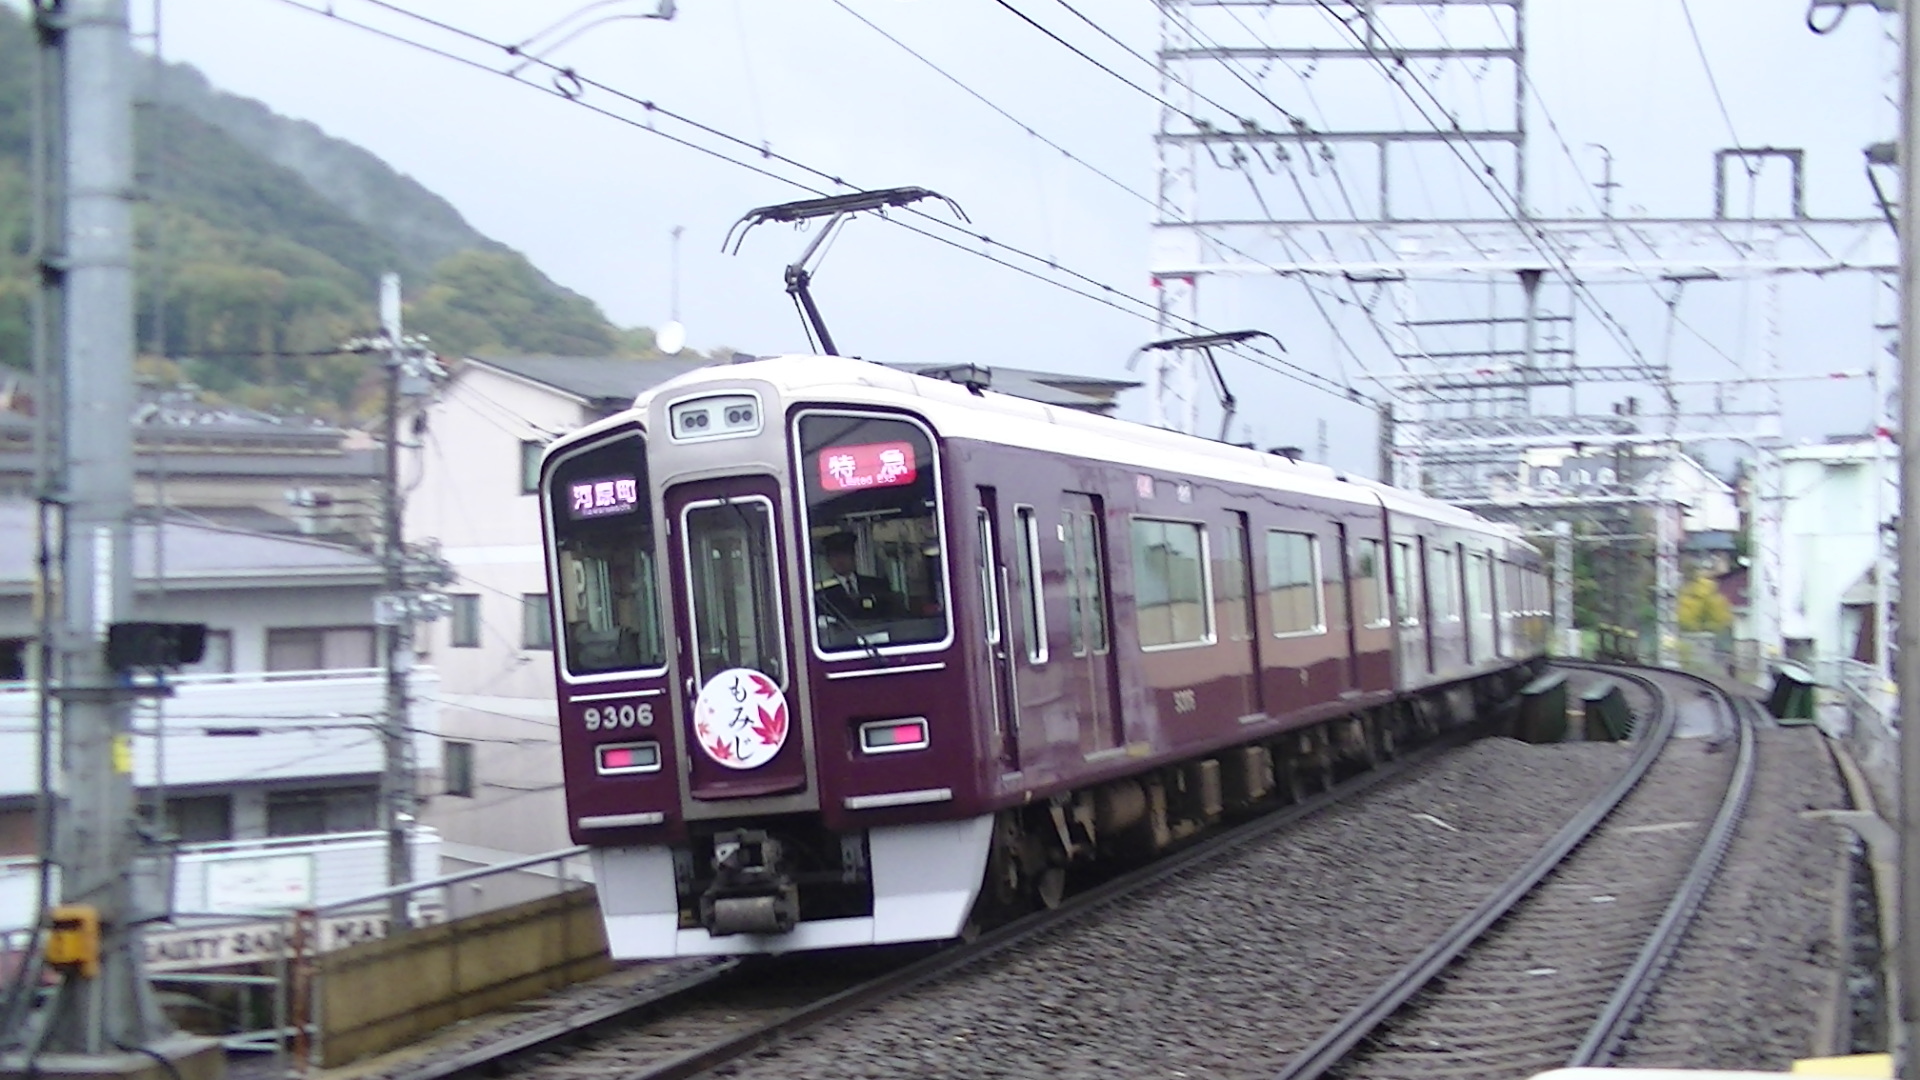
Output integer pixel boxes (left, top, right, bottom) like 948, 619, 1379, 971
0, 6, 685, 420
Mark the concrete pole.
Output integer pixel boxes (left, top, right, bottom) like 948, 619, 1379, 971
379, 273, 415, 934
37, 0, 167, 1053
1896, 0, 1920, 1066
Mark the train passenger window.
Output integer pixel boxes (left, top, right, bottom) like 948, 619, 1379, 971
1391, 541, 1418, 625
683, 497, 785, 687
544, 432, 665, 677
1469, 553, 1492, 619
1355, 539, 1389, 628
1431, 547, 1460, 621
1063, 502, 1109, 656
1266, 530, 1324, 636
1132, 518, 1212, 649
796, 413, 949, 655
1012, 507, 1047, 663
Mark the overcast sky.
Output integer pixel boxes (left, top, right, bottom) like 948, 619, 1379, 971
145, 0, 1897, 476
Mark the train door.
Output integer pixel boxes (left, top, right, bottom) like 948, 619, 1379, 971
1225, 511, 1264, 720
1336, 523, 1360, 689
664, 475, 807, 801
975, 488, 1021, 773
1061, 493, 1120, 751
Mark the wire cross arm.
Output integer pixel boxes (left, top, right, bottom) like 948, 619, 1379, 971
725, 187, 969, 357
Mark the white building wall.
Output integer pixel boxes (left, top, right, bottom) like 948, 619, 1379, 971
408, 364, 595, 856
1777, 443, 1890, 661
0, 670, 438, 799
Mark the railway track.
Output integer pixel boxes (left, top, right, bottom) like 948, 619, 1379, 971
387, 664, 1750, 1080
1292, 663, 1758, 1080
389, 720, 1483, 1080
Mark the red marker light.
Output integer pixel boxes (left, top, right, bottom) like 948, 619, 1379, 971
859, 717, 929, 753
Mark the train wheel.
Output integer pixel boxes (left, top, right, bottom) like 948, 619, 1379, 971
1036, 866, 1066, 909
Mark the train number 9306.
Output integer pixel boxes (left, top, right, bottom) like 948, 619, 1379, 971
583, 704, 653, 731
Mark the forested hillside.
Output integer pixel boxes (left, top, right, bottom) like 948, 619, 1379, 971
0, 6, 680, 420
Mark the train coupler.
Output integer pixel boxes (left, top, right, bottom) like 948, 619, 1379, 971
699, 829, 800, 936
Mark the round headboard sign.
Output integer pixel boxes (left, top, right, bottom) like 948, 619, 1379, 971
692, 668, 790, 769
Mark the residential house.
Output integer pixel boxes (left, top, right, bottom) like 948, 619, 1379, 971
1775, 437, 1896, 667
0, 504, 439, 935
0, 392, 381, 544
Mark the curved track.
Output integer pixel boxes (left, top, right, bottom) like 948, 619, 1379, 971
386, 664, 1753, 1080
388, 723, 1480, 1080
1285, 662, 1757, 1080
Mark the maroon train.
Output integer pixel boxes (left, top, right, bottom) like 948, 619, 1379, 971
538, 356, 1549, 958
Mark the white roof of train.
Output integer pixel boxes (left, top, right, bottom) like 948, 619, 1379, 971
596, 355, 1517, 542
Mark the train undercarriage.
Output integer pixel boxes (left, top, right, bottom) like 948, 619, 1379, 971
605, 663, 1536, 957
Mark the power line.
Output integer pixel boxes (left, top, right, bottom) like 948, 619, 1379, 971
1301, 0, 1653, 375
268, 0, 1372, 406
988, 0, 1224, 128
1678, 0, 1755, 175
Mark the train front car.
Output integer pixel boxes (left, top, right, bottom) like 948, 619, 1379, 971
539, 360, 990, 959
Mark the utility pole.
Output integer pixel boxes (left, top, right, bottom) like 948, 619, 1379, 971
1896, 0, 1920, 1067
378, 272, 415, 935
4, 1, 214, 1073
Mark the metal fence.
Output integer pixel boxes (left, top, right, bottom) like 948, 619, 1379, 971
141, 845, 592, 1066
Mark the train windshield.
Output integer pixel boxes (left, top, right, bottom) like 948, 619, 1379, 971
546, 433, 665, 677
796, 412, 948, 653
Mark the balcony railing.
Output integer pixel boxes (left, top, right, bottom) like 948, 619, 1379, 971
1, 826, 443, 938
0, 667, 438, 797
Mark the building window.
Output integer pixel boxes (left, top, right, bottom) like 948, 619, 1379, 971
444, 741, 475, 798
161, 795, 233, 843
522, 593, 554, 650
450, 595, 481, 648
265, 627, 376, 672
1266, 529, 1324, 636
1131, 518, 1211, 649
520, 440, 545, 495
266, 786, 378, 838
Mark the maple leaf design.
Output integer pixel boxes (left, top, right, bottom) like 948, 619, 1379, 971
748, 673, 778, 698
695, 721, 711, 739
750, 703, 788, 748
707, 736, 733, 762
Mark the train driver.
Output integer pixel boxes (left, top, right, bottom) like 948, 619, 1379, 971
815, 531, 904, 622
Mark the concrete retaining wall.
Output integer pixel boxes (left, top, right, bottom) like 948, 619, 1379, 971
316, 886, 612, 1067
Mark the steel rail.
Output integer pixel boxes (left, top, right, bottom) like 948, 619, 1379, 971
388, 961, 744, 1080
1269, 662, 1678, 1080
1568, 669, 1759, 1065
389, 719, 1484, 1080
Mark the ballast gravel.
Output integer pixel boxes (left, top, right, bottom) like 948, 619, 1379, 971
718, 736, 1634, 1080
1617, 725, 1848, 1070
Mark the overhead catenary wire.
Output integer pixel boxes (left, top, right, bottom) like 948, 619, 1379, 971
1299, 0, 1654, 376
268, 0, 1373, 406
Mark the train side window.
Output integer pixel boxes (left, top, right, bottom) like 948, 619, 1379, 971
1355, 538, 1388, 628
1131, 518, 1213, 649
1013, 506, 1047, 664
1431, 546, 1459, 621
1468, 553, 1492, 619
976, 508, 1001, 647
1391, 541, 1419, 625
1265, 529, 1324, 636
1064, 499, 1110, 656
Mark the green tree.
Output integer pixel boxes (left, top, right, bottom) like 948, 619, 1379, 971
1676, 574, 1732, 634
